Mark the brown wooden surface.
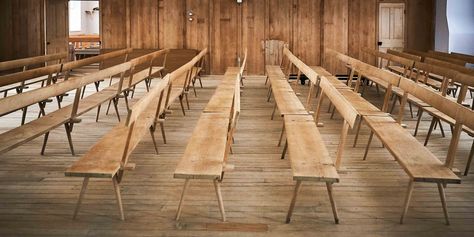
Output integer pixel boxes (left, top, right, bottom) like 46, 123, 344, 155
0, 76, 473, 235
174, 113, 229, 180
285, 114, 339, 182
364, 115, 460, 184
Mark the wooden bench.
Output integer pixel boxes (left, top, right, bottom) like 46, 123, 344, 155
65, 74, 170, 220
0, 52, 67, 76
0, 49, 134, 125
281, 114, 340, 224
0, 50, 168, 156
324, 49, 464, 224
174, 66, 241, 222
404, 48, 467, 66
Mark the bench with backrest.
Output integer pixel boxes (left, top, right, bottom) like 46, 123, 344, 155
174, 65, 241, 222
65, 74, 171, 220
448, 52, 474, 65
0, 49, 134, 125
281, 114, 340, 224
0, 52, 68, 92
152, 49, 208, 145
327, 49, 463, 224
0, 49, 168, 156
403, 48, 467, 66
269, 48, 343, 224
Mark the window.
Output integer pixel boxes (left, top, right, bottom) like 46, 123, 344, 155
69, 2, 82, 32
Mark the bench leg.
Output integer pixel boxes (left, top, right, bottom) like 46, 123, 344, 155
353, 118, 363, 147
424, 117, 437, 146
214, 179, 226, 222
65, 123, 76, 156
408, 102, 414, 118
438, 120, 445, 138
95, 105, 101, 122
390, 95, 399, 114
73, 177, 89, 219
176, 179, 191, 221
159, 120, 167, 144
326, 182, 339, 224
265, 75, 269, 85
123, 91, 130, 110
149, 126, 159, 155
112, 176, 125, 221
278, 122, 285, 147
286, 180, 302, 223
281, 140, 288, 160
185, 93, 190, 110
437, 183, 450, 225
336, 121, 350, 170
363, 132, 374, 160
314, 92, 324, 127
179, 95, 186, 116
400, 180, 414, 224
192, 80, 197, 97
113, 98, 121, 122
131, 85, 136, 98
414, 108, 424, 136
21, 107, 28, 125
81, 85, 87, 99
330, 106, 336, 119
271, 104, 277, 120
41, 132, 50, 155
267, 87, 272, 102
464, 140, 474, 176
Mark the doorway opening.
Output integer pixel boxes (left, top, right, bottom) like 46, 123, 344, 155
68, 0, 100, 60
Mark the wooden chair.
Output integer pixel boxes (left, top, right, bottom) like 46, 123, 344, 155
65, 74, 170, 220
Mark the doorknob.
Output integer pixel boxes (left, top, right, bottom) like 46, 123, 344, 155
377, 42, 382, 46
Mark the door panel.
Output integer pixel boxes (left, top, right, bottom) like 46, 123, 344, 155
378, 3, 405, 52
46, 0, 68, 54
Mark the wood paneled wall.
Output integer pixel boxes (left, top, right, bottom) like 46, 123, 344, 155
0, 0, 436, 75
0, 0, 44, 62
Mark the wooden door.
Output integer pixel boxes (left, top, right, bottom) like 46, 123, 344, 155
45, 0, 69, 54
378, 3, 405, 52
211, 0, 238, 74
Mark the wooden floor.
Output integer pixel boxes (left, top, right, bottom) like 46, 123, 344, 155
0, 75, 473, 236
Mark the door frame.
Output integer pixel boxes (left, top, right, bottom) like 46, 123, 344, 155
376, 0, 407, 51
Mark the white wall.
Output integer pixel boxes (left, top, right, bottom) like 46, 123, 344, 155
446, 0, 474, 55
69, 1, 99, 35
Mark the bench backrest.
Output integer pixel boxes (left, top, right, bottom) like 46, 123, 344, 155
427, 50, 473, 65
0, 62, 132, 116
0, 48, 133, 88
387, 49, 422, 62
0, 52, 68, 74
330, 49, 401, 87
424, 57, 474, 77
404, 48, 467, 66
122, 75, 171, 167
450, 52, 474, 64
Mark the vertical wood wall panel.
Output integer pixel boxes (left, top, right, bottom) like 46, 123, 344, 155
242, 0, 266, 74
293, 0, 322, 67
210, 0, 238, 74
323, 0, 348, 75
267, 0, 292, 44
100, 0, 128, 48
407, 0, 435, 51
185, 0, 210, 72
0, 0, 44, 61
348, 0, 377, 65
159, 0, 185, 49
130, 0, 159, 49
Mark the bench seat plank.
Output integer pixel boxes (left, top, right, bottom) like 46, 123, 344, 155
272, 89, 308, 115
174, 113, 229, 180
337, 89, 388, 116
364, 116, 461, 184
285, 115, 339, 182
